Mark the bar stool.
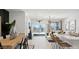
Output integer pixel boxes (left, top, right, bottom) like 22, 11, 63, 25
51, 35, 60, 49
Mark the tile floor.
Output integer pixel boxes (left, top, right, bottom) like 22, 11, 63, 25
28, 36, 79, 49
28, 36, 52, 49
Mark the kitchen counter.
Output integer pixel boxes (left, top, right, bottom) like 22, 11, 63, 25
54, 33, 79, 40
0, 33, 25, 49
54, 33, 79, 49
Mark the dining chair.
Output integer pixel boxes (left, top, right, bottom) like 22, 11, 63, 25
23, 37, 28, 49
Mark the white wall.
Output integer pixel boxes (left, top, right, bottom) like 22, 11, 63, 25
25, 13, 31, 35
9, 11, 25, 33
26, 9, 79, 32
8, 9, 79, 33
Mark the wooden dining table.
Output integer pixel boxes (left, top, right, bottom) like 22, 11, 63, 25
0, 33, 25, 49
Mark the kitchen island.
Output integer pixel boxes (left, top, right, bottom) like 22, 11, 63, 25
54, 33, 79, 49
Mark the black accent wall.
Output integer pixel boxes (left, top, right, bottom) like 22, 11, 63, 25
0, 9, 9, 36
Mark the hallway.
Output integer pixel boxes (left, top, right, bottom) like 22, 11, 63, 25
29, 36, 52, 49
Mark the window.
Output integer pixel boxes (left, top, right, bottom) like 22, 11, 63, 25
32, 22, 46, 32
50, 22, 62, 31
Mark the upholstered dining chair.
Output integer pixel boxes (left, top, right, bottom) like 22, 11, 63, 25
23, 37, 28, 49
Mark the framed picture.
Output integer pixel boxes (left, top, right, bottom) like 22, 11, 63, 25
70, 20, 76, 32
65, 20, 70, 31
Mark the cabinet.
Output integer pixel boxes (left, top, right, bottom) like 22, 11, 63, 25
0, 9, 9, 36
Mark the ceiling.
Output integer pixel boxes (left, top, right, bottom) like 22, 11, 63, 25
6, 9, 79, 22
7, 9, 79, 13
